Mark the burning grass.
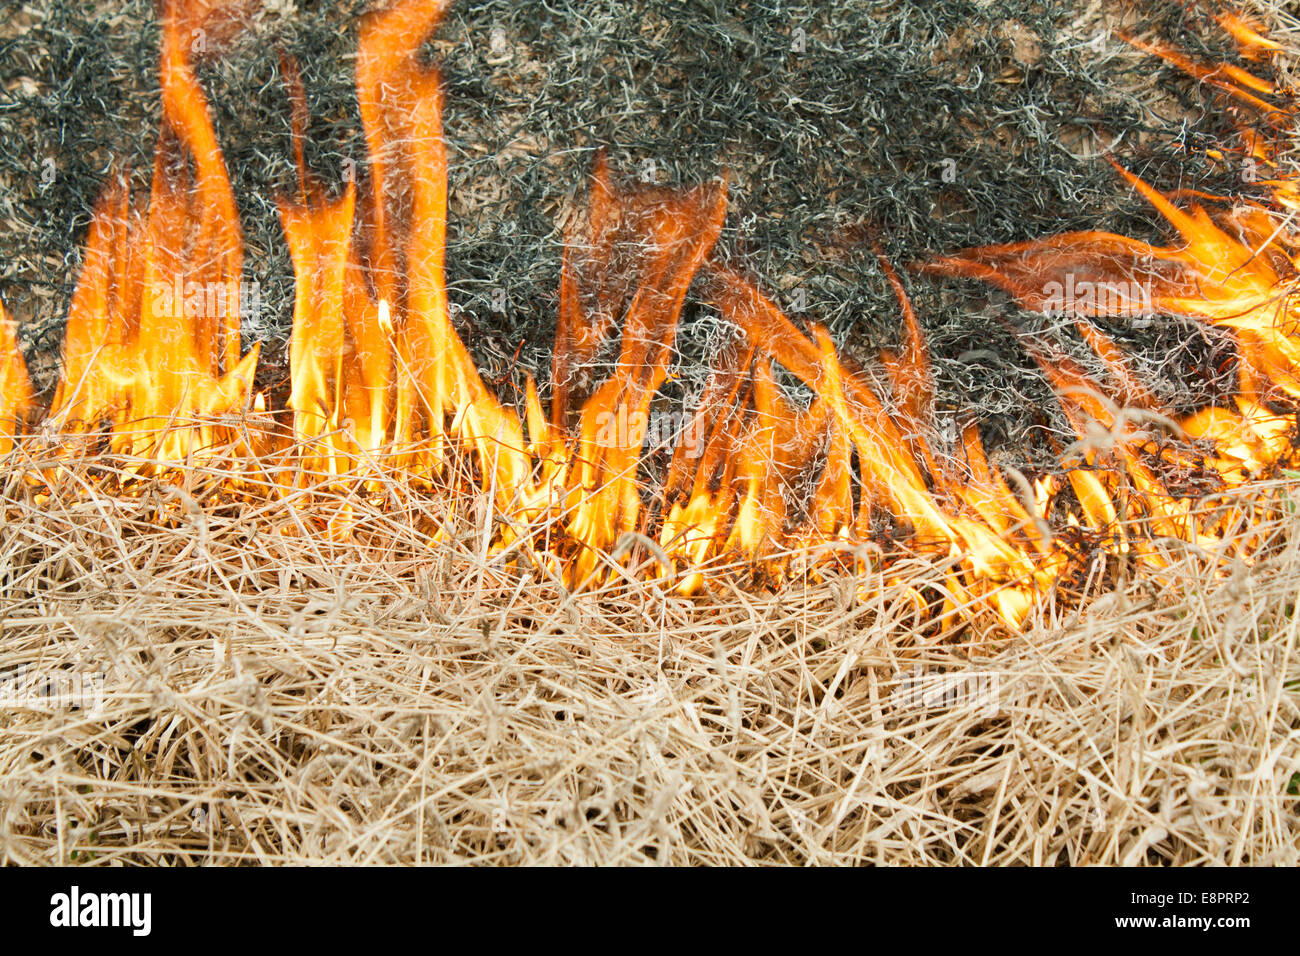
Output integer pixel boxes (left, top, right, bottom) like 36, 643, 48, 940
0, 435, 1297, 864
7, 0, 1300, 626
2, 0, 1300, 865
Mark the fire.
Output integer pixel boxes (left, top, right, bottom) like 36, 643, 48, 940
1, 0, 1297, 628
920, 25, 1300, 571
0, 301, 32, 457
44, 1, 259, 461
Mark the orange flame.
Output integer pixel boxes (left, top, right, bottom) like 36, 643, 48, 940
0, 300, 33, 455
47, 0, 259, 459
921, 23, 1299, 566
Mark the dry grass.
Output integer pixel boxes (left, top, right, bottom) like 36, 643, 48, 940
0, 427, 1297, 866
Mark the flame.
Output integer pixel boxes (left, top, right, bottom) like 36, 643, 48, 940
920, 23, 1300, 568
2, 1, 1298, 629
47, 0, 259, 460
1215, 12, 1282, 61
0, 300, 33, 455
